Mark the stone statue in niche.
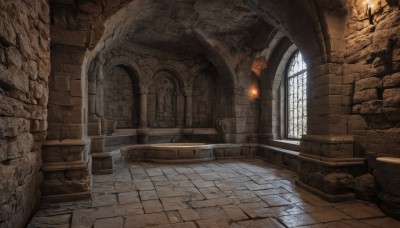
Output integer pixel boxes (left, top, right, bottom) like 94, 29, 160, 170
154, 74, 176, 126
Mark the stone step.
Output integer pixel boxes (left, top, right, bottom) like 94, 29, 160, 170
41, 161, 87, 172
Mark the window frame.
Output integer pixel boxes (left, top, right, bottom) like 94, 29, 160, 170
285, 50, 307, 140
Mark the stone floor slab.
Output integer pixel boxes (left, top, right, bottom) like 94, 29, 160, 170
28, 160, 400, 228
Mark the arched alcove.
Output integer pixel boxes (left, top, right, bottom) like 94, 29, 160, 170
192, 71, 216, 128
148, 70, 184, 128
104, 65, 139, 128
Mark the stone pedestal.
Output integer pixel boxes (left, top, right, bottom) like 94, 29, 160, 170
41, 138, 91, 202
297, 135, 367, 202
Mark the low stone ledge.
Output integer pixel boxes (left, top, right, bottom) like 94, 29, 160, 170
41, 161, 88, 172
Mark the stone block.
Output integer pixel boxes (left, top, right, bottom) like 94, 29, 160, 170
355, 77, 381, 91
54, 73, 70, 91
321, 143, 354, 158
0, 117, 30, 137
179, 149, 194, 159
70, 80, 82, 97
0, 65, 29, 93
383, 88, 400, 108
213, 148, 224, 157
69, 124, 83, 139
67, 108, 83, 124
353, 89, 378, 104
224, 147, 241, 157
382, 73, 400, 88
360, 100, 382, 114
193, 149, 212, 159
51, 27, 87, 47
49, 91, 74, 106
0, 94, 30, 118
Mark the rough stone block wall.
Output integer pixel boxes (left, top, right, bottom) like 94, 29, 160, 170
104, 66, 137, 128
344, 0, 400, 156
192, 72, 215, 128
0, 0, 50, 227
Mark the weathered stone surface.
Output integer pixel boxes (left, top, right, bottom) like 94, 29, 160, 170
0, 65, 29, 93
355, 77, 381, 91
383, 88, 400, 108
355, 174, 377, 201
383, 73, 400, 88
353, 89, 378, 104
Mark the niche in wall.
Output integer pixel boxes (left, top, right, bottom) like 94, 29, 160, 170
148, 70, 184, 128
104, 65, 139, 128
193, 72, 216, 127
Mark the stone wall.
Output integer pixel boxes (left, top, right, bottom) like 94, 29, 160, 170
104, 66, 138, 128
0, 0, 50, 227
88, 44, 232, 131
344, 0, 400, 157
193, 72, 215, 128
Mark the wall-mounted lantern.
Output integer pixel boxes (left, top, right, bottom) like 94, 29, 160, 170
366, 0, 374, 24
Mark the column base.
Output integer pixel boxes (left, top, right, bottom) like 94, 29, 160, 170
41, 139, 91, 202
298, 135, 367, 201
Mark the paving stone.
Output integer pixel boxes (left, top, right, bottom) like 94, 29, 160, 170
139, 190, 159, 200
279, 213, 320, 227
71, 209, 96, 228
222, 205, 249, 221
142, 200, 164, 213
260, 194, 291, 206
28, 214, 71, 226
335, 202, 386, 219
195, 218, 230, 228
364, 217, 400, 228
167, 211, 183, 223
196, 206, 228, 220
198, 187, 226, 199
160, 197, 191, 211
146, 168, 164, 176
92, 206, 116, 219
231, 218, 285, 228
178, 209, 201, 221
189, 197, 234, 208
171, 222, 197, 228
114, 203, 144, 216
311, 208, 352, 222
29, 161, 400, 228
93, 217, 124, 228
92, 194, 118, 207
118, 191, 140, 204
124, 212, 169, 228
191, 179, 215, 188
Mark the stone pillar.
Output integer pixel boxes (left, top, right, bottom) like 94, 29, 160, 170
139, 88, 148, 128
42, 45, 92, 202
296, 63, 367, 202
184, 87, 193, 128
138, 87, 149, 144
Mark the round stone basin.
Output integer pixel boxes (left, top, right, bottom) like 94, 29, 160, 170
150, 143, 207, 148
144, 143, 214, 163
374, 156, 400, 219
376, 157, 400, 173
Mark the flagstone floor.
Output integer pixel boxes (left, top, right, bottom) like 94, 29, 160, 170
28, 159, 400, 228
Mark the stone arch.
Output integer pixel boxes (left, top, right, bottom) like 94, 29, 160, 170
259, 37, 297, 140
103, 64, 140, 128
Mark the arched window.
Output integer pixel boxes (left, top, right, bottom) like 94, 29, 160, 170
286, 51, 307, 139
